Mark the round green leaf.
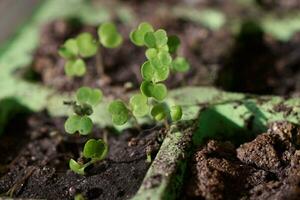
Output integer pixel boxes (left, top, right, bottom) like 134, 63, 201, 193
100, 33, 123, 48
69, 159, 85, 175
108, 100, 129, 125
83, 139, 108, 160
152, 83, 167, 101
59, 39, 78, 58
64, 115, 81, 134
154, 65, 169, 82
140, 81, 154, 98
76, 33, 98, 58
172, 57, 190, 72
144, 32, 156, 48
145, 48, 157, 60
76, 87, 103, 106
154, 29, 168, 47
151, 103, 168, 121
78, 116, 93, 135
130, 94, 149, 117
170, 105, 183, 121
158, 51, 172, 66
65, 59, 86, 77
130, 22, 154, 46
141, 61, 155, 81
98, 22, 117, 37
167, 35, 180, 54
76, 87, 91, 104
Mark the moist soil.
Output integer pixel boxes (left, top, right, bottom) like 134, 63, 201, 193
181, 121, 300, 200
0, 112, 165, 200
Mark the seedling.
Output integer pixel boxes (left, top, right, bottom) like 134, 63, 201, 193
64, 87, 102, 135
59, 22, 123, 78
69, 138, 108, 175
109, 22, 188, 127
60, 22, 190, 174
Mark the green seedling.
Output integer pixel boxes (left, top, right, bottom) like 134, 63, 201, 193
59, 22, 123, 77
108, 22, 189, 127
69, 138, 108, 175
64, 87, 102, 135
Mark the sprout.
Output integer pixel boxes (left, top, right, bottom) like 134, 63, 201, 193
59, 22, 123, 77
141, 61, 169, 83
69, 139, 108, 175
171, 57, 190, 72
98, 22, 123, 48
64, 87, 102, 135
151, 103, 169, 121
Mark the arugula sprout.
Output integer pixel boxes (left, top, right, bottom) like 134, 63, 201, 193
69, 139, 108, 175
59, 22, 123, 77
64, 87, 102, 135
140, 81, 167, 101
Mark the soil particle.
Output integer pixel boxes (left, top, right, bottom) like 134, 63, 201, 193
182, 121, 300, 200
0, 113, 163, 199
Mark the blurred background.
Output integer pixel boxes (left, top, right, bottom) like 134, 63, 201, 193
1, 0, 300, 97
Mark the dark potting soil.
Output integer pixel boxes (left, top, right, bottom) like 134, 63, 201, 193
181, 121, 300, 200
0, 112, 165, 200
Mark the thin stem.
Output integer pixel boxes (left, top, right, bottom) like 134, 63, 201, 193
163, 120, 170, 130
95, 48, 105, 78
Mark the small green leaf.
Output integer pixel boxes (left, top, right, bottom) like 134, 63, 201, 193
64, 59, 86, 77
130, 22, 154, 46
129, 94, 149, 117
59, 39, 78, 58
140, 81, 154, 98
98, 22, 123, 48
151, 103, 168, 121
158, 51, 172, 66
145, 48, 157, 60
170, 105, 183, 121
69, 159, 85, 175
167, 35, 180, 54
154, 29, 168, 47
65, 115, 81, 134
140, 81, 167, 101
108, 100, 129, 125
141, 61, 155, 81
154, 65, 169, 83
76, 87, 103, 106
76, 33, 98, 58
172, 57, 190, 72
78, 116, 93, 135
144, 32, 156, 48
152, 83, 167, 101
83, 139, 108, 160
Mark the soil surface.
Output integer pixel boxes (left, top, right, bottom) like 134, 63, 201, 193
182, 121, 300, 200
0, 112, 165, 200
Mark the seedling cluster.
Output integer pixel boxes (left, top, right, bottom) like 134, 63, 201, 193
109, 22, 189, 126
60, 22, 190, 175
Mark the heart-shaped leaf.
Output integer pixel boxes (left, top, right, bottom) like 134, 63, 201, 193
151, 103, 168, 121
98, 22, 123, 48
78, 116, 93, 135
130, 22, 154, 46
64, 59, 86, 77
64, 115, 81, 134
129, 94, 149, 117
76, 87, 103, 106
170, 105, 183, 121
76, 33, 98, 58
140, 81, 167, 101
69, 159, 85, 175
172, 57, 190, 72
